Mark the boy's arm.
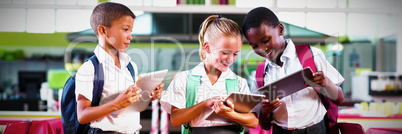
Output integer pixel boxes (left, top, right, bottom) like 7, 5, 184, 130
258, 99, 281, 130
76, 85, 141, 124
259, 111, 273, 130
150, 83, 164, 101
170, 97, 217, 127
312, 72, 344, 105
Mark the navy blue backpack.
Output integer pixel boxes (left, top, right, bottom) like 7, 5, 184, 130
61, 55, 135, 134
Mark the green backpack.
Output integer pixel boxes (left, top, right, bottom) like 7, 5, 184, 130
181, 68, 244, 134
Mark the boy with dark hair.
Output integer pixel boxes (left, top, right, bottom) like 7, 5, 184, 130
75, 2, 164, 133
242, 7, 344, 134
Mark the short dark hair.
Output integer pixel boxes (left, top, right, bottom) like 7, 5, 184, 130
90, 2, 136, 36
241, 7, 280, 36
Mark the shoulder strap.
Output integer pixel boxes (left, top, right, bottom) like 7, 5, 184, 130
88, 55, 104, 106
127, 62, 136, 83
256, 60, 267, 88
182, 69, 200, 134
225, 73, 239, 94
294, 44, 316, 73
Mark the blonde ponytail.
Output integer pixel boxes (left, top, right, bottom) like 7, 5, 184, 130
198, 15, 242, 61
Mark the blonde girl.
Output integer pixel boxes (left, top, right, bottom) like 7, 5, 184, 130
161, 15, 258, 134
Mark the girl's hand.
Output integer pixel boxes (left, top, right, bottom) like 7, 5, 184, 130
213, 99, 234, 116
114, 85, 142, 109
261, 98, 281, 114
203, 96, 222, 108
150, 83, 165, 101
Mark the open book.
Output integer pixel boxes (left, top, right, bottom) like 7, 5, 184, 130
257, 67, 314, 100
205, 92, 265, 122
113, 69, 168, 116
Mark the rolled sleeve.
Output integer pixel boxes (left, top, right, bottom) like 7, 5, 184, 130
160, 71, 188, 114
75, 61, 95, 101
313, 48, 345, 86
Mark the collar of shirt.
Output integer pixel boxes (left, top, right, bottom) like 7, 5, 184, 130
190, 61, 237, 80
94, 45, 131, 67
265, 39, 297, 71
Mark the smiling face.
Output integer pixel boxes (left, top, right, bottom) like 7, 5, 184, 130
104, 15, 134, 52
245, 23, 286, 61
205, 36, 242, 72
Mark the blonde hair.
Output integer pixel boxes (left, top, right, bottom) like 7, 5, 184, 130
198, 15, 242, 61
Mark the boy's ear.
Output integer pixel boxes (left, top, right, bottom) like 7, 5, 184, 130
97, 25, 107, 35
278, 23, 285, 36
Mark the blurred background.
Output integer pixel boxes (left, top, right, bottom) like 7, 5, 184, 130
0, 0, 401, 133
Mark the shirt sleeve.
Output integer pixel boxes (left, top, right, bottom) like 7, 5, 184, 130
75, 60, 95, 102
237, 76, 260, 113
249, 71, 260, 94
312, 47, 345, 86
238, 76, 251, 94
160, 71, 188, 114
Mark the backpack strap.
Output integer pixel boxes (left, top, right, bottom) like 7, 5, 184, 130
182, 69, 201, 134
182, 69, 243, 134
88, 55, 104, 106
89, 57, 136, 106
127, 62, 136, 83
294, 44, 316, 73
294, 44, 338, 134
256, 60, 267, 88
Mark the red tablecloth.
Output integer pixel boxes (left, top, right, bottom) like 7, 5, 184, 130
2, 118, 63, 134
365, 128, 402, 134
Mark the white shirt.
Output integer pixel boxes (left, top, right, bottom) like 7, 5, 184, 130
251, 39, 344, 130
160, 62, 251, 127
75, 45, 140, 133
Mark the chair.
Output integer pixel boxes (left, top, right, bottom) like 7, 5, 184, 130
337, 122, 365, 134
3, 121, 32, 134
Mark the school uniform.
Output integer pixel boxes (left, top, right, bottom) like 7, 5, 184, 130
160, 62, 251, 130
75, 45, 140, 133
251, 39, 344, 132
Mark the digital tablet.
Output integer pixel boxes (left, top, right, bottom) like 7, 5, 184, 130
257, 67, 314, 100
115, 69, 168, 116
205, 92, 265, 122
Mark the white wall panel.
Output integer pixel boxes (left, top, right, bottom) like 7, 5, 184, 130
0, 8, 26, 32
27, 0, 55, 5
111, 0, 144, 6
56, 9, 92, 32
56, 0, 77, 5
306, 12, 346, 36
26, 9, 55, 33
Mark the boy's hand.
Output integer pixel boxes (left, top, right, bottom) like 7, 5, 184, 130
261, 98, 281, 114
305, 71, 327, 92
213, 99, 234, 116
114, 85, 142, 109
150, 83, 165, 101
312, 71, 326, 87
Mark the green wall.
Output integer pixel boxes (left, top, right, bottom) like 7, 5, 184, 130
0, 32, 254, 49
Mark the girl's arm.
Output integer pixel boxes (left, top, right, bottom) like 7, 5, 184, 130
76, 85, 141, 124
170, 97, 217, 127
